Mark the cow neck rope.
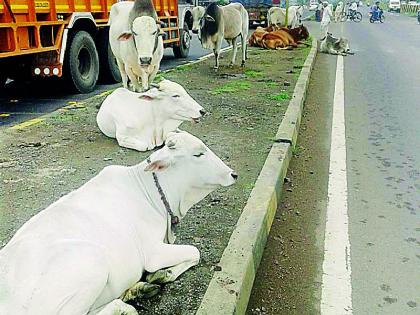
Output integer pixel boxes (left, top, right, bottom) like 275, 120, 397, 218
146, 158, 180, 229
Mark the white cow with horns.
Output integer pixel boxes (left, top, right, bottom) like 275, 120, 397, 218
0, 131, 238, 315
109, 0, 164, 92
97, 79, 205, 151
267, 5, 304, 28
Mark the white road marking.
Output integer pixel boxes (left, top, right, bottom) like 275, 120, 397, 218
321, 55, 353, 315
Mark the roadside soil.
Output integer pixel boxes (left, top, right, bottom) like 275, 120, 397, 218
246, 54, 336, 315
0, 46, 309, 314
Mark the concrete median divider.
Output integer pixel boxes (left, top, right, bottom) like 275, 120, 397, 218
196, 39, 318, 315
276, 39, 318, 149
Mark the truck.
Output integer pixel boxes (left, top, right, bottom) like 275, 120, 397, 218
231, 0, 280, 27
0, 0, 196, 93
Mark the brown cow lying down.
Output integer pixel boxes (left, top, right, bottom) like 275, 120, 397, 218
262, 30, 298, 49
248, 26, 268, 47
248, 25, 309, 50
248, 25, 282, 46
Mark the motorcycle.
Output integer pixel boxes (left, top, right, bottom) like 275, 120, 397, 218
369, 9, 385, 23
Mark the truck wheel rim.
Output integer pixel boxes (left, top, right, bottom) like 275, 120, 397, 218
78, 48, 92, 80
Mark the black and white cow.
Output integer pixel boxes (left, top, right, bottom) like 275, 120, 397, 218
195, 2, 249, 69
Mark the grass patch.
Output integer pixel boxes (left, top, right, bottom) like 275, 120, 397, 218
176, 64, 193, 72
305, 15, 316, 21
210, 80, 251, 94
153, 73, 165, 82
304, 36, 313, 47
270, 91, 290, 101
245, 70, 263, 78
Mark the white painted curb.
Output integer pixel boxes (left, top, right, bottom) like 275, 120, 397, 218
196, 39, 318, 315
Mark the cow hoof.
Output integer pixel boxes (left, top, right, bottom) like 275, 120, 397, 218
228, 63, 234, 68
241, 61, 245, 68
146, 269, 174, 284
141, 283, 161, 298
121, 282, 161, 302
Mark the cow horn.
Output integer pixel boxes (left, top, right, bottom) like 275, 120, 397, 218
159, 30, 166, 38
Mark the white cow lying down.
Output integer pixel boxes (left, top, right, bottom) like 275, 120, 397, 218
0, 131, 238, 315
97, 79, 205, 151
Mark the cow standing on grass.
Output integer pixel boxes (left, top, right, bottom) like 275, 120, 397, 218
0, 131, 238, 315
109, 0, 164, 92
193, 2, 249, 69
267, 6, 304, 28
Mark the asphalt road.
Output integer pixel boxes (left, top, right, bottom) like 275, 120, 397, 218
0, 36, 227, 127
309, 10, 419, 314
340, 10, 420, 314
249, 10, 419, 315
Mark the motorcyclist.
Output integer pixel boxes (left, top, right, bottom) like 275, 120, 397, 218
370, 1, 382, 20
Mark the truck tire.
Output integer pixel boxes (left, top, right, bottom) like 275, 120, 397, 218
64, 30, 99, 93
173, 23, 190, 58
98, 29, 121, 83
0, 73, 7, 90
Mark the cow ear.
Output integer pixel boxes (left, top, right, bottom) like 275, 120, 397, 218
138, 89, 165, 100
118, 32, 133, 41
205, 14, 215, 22
144, 160, 169, 172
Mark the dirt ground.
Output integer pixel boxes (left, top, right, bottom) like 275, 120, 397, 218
246, 54, 336, 314
0, 46, 309, 314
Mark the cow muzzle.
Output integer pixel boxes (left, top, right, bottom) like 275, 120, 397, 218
191, 109, 206, 124
192, 29, 198, 34
222, 170, 238, 187
139, 57, 152, 65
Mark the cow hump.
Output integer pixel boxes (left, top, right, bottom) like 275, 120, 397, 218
129, 0, 158, 23
202, 2, 221, 36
